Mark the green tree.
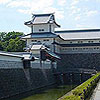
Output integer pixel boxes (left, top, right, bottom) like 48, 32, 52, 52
4, 31, 23, 41
6, 37, 25, 52
15, 37, 26, 52
6, 39, 16, 52
0, 32, 6, 41
0, 41, 3, 51
0, 31, 25, 52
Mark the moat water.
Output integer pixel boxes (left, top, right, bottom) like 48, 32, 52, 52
21, 85, 77, 100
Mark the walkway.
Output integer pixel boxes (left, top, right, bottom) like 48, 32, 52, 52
91, 81, 100, 100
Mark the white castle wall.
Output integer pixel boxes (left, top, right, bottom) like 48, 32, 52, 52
0, 53, 23, 69
27, 38, 53, 46
33, 24, 49, 33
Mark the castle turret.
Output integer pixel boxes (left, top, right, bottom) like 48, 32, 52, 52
24, 13, 60, 33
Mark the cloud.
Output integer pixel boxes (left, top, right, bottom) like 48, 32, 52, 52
68, 0, 99, 22
75, 15, 81, 21
86, 10, 98, 17
57, 0, 66, 6
76, 23, 100, 29
71, 0, 79, 6
95, 0, 100, 2
76, 24, 92, 29
42, 7, 64, 19
70, 6, 81, 15
6, 0, 65, 20
18, 9, 30, 14
7, 0, 54, 9
74, 10, 98, 21
7, 0, 30, 8
6, 0, 64, 19
0, 0, 11, 4
0, 0, 99, 21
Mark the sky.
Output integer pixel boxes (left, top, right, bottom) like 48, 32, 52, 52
0, 0, 100, 34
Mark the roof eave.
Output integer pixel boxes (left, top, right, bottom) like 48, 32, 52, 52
55, 29, 100, 33
54, 21, 60, 28
59, 37, 100, 41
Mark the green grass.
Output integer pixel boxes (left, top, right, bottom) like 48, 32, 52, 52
58, 72, 100, 100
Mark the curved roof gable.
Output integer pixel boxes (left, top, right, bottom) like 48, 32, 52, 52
24, 13, 60, 27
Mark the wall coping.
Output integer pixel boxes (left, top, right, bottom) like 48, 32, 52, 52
0, 52, 23, 58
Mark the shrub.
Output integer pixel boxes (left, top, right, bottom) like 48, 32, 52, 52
63, 95, 81, 100
58, 72, 100, 100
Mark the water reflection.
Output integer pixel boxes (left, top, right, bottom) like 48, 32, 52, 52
21, 85, 77, 100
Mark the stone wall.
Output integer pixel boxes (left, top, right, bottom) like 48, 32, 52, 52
57, 53, 100, 72
54, 73, 91, 85
0, 68, 55, 99
0, 52, 55, 99
1, 52, 100, 99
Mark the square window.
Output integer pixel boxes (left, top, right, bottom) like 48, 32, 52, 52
39, 29, 44, 31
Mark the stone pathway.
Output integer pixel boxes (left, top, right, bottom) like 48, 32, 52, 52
91, 81, 100, 100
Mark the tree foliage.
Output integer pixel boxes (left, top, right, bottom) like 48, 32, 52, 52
0, 31, 25, 52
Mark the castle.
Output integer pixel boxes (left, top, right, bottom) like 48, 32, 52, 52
21, 13, 100, 71
0, 13, 99, 99
21, 13, 100, 54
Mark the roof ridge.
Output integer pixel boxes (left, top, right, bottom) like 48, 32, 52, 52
55, 29, 100, 33
32, 13, 54, 17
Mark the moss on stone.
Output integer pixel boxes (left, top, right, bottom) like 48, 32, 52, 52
58, 72, 100, 100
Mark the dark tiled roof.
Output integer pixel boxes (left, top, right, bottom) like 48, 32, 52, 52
55, 29, 100, 40
55, 29, 100, 33
21, 32, 58, 39
24, 13, 60, 27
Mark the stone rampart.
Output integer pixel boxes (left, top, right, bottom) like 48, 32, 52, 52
0, 53, 55, 99
57, 53, 100, 72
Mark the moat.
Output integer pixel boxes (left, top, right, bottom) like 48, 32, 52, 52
21, 85, 77, 100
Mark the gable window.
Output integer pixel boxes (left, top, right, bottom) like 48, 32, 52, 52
39, 29, 44, 32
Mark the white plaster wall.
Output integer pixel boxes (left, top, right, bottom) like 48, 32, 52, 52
31, 50, 40, 54
0, 60, 23, 68
0, 54, 23, 68
31, 60, 51, 69
51, 24, 54, 33
27, 39, 32, 46
31, 60, 40, 68
55, 45, 61, 53
27, 38, 53, 46
33, 24, 49, 33
0, 55, 22, 61
59, 46, 100, 54
59, 39, 100, 44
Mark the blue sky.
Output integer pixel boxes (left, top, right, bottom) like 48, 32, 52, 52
0, 0, 100, 34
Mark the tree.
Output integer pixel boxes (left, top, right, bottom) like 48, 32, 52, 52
0, 32, 6, 41
0, 31, 25, 52
0, 41, 3, 51
6, 39, 16, 52
3, 31, 24, 41
15, 37, 26, 52
6, 37, 25, 52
